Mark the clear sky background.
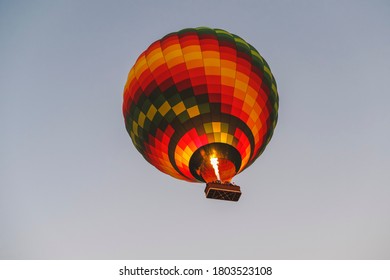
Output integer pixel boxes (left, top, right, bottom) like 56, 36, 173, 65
1, 0, 389, 259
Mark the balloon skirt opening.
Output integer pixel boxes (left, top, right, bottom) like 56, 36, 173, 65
204, 182, 241, 202
189, 143, 242, 182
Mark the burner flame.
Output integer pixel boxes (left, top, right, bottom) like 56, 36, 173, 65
210, 156, 220, 181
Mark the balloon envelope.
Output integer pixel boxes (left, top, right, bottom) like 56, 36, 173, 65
123, 27, 278, 183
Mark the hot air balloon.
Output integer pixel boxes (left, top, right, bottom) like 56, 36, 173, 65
123, 27, 278, 201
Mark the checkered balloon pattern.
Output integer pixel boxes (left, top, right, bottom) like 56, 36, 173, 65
123, 27, 278, 182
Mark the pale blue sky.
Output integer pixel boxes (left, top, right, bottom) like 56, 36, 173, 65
1, 0, 390, 259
